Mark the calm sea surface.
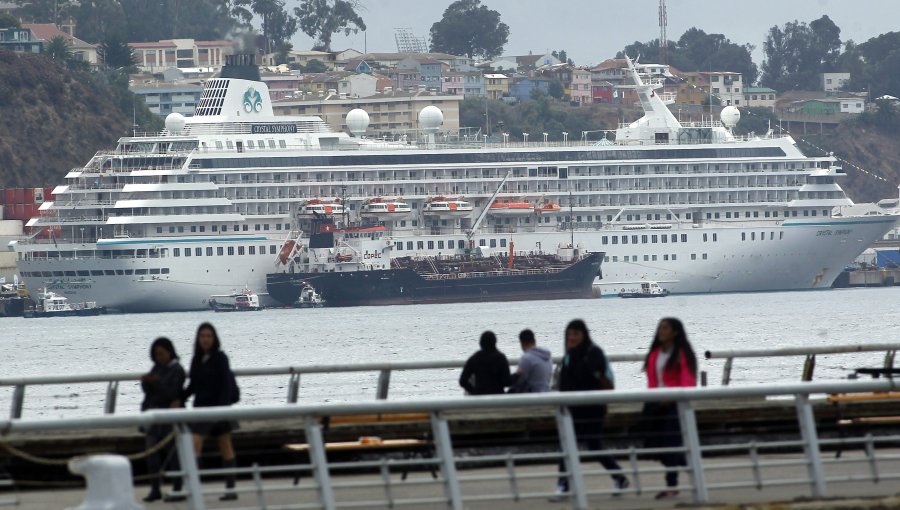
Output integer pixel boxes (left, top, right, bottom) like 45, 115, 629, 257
1, 287, 898, 419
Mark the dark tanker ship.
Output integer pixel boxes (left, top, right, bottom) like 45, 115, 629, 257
267, 251, 603, 307
266, 216, 604, 307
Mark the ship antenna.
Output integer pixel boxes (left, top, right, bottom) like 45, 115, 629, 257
340, 181, 348, 228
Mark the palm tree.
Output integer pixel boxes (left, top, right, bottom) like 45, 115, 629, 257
44, 36, 73, 63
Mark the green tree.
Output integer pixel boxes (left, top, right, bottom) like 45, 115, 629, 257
734, 106, 778, 136
0, 13, 20, 28
44, 36, 73, 63
13, 0, 73, 25
294, 0, 365, 52
761, 15, 843, 91
99, 32, 135, 70
618, 28, 757, 84
429, 0, 509, 59
547, 79, 564, 100
302, 59, 329, 73
552, 49, 573, 65
248, 0, 297, 55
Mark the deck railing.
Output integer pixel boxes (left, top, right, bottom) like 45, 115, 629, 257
3, 379, 900, 510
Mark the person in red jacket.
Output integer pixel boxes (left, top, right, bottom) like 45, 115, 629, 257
642, 317, 697, 500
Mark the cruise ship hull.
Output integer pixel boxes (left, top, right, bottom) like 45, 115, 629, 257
15, 215, 896, 312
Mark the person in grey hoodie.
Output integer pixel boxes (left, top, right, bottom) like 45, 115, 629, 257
508, 329, 553, 393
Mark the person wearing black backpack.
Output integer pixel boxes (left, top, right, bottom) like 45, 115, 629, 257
178, 322, 241, 501
550, 319, 629, 502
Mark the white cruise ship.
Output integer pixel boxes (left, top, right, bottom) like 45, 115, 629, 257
9, 55, 898, 312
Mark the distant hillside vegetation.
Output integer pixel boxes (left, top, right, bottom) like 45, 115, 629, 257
0, 51, 160, 188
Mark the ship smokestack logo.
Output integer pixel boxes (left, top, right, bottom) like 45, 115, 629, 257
243, 87, 263, 113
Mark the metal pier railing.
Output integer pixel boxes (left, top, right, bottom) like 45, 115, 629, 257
2, 343, 900, 419
2, 379, 900, 510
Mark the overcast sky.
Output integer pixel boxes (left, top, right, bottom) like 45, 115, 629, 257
289, 0, 897, 66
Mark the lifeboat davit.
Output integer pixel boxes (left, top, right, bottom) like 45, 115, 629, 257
424, 196, 474, 217
301, 198, 344, 216
360, 197, 412, 220
489, 198, 534, 216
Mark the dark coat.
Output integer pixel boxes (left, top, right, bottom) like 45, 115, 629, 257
559, 340, 611, 420
459, 348, 510, 395
183, 351, 233, 408
140, 361, 186, 411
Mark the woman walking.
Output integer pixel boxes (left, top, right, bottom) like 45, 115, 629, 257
180, 323, 240, 501
551, 319, 628, 501
642, 317, 698, 500
140, 337, 186, 502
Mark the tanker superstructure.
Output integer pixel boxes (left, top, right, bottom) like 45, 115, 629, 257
9, 54, 898, 311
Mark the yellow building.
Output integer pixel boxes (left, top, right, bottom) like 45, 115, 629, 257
273, 91, 462, 135
675, 72, 710, 105
484, 74, 510, 100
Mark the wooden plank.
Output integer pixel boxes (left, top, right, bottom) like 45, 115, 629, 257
327, 413, 430, 426
827, 392, 900, 404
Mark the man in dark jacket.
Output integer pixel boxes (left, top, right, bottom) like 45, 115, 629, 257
459, 331, 510, 395
552, 320, 628, 501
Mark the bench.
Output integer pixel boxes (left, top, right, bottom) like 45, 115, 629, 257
285, 413, 436, 484
827, 390, 900, 458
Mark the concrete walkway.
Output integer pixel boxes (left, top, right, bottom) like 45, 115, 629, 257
12, 449, 900, 510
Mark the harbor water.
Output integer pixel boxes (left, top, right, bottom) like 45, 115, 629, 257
1, 287, 898, 419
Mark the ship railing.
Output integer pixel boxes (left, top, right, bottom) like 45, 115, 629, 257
2, 343, 899, 420
4, 379, 900, 510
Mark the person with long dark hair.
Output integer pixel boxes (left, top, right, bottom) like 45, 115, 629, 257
551, 320, 629, 501
140, 337, 186, 502
178, 323, 240, 501
641, 317, 698, 500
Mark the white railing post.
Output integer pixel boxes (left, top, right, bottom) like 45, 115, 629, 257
677, 400, 708, 504
305, 416, 336, 510
376, 370, 391, 400
174, 424, 205, 510
795, 394, 826, 498
103, 381, 118, 415
555, 406, 588, 510
431, 411, 462, 510
10, 385, 24, 419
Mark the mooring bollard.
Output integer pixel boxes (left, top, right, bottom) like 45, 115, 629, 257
66, 454, 142, 510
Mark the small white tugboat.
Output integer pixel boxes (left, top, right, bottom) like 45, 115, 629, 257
24, 289, 105, 318
618, 281, 670, 298
209, 288, 263, 312
293, 282, 325, 308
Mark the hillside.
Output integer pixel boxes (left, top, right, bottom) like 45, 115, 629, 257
802, 122, 900, 204
0, 51, 160, 189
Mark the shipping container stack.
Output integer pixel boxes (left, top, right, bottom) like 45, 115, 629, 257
0, 187, 53, 223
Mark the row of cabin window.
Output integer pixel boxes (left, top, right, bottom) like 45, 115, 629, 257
20, 269, 170, 277
170, 245, 279, 257
743, 232, 785, 241
395, 239, 469, 251
156, 224, 291, 234
602, 234, 689, 245
605, 254, 684, 262
210, 139, 289, 151
707, 209, 828, 220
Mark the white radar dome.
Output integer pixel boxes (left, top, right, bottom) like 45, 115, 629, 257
346, 108, 370, 136
165, 112, 186, 135
418, 105, 444, 132
720, 106, 741, 128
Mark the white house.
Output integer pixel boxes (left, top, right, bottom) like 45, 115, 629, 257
822, 72, 851, 92
838, 97, 865, 114
704, 72, 743, 106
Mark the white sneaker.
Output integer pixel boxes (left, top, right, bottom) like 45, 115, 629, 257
548, 485, 569, 502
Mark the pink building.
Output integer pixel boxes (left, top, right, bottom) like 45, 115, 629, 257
571, 68, 592, 104
130, 39, 232, 72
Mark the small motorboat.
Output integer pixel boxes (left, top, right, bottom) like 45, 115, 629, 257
24, 289, 105, 318
618, 281, 670, 298
209, 288, 263, 312
294, 282, 325, 308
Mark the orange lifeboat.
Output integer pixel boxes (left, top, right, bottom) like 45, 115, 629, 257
489, 198, 534, 216
277, 239, 296, 265
534, 200, 562, 214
